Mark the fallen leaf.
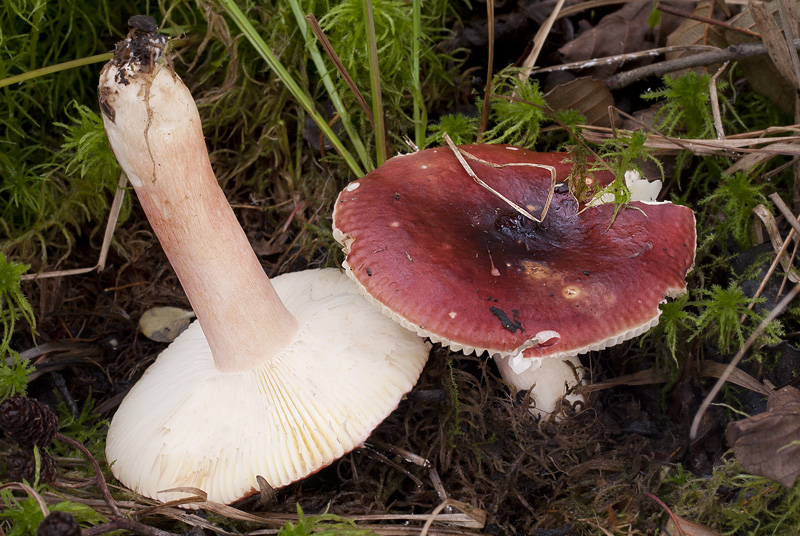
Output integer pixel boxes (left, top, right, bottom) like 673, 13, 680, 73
544, 77, 614, 127
726, 385, 800, 487
749, 0, 799, 89
647, 492, 722, 536
139, 306, 196, 343
725, 0, 797, 114
557, 2, 655, 79
666, 0, 728, 60
661, 516, 722, 536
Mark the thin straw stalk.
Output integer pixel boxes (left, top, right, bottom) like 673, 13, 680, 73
286, 0, 373, 172
362, 0, 388, 166
219, 0, 364, 177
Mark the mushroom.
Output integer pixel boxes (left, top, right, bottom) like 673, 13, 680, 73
99, 22, 430, 504
332, 144, 696, 419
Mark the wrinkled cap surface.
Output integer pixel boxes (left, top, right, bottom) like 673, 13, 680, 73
332, 144, 696, 359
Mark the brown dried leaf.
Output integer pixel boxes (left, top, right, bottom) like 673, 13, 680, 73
666, 0, 729, 59
750, 0, 800, 88
557, 2, 654, 79
648, 492, 722, 536
726, 385, 800, 487
726, 0, 797, 114
662, 516, 722, 536
544, 77, 614, 127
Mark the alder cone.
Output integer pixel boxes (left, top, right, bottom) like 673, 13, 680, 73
37, 511, 81, 536
6, 449, 58, 484
0, 396, 58, 447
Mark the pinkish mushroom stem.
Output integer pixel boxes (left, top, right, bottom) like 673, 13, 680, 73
98, 22, 429, 505
101, 53, 296, 375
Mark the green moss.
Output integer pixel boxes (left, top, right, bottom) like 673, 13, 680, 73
658, 460, 800, 535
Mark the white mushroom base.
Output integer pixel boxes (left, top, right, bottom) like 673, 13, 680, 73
493, 354, 585, 420
106, 268, 430, 505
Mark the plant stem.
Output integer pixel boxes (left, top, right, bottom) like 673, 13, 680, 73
219, 0, 364, 177
287, 0, 373, 171
362, 0, 388, 166
478, 0, 494, 140
0, 53, 113, 89
412, 0, 426, 148
55, 433, 123, 518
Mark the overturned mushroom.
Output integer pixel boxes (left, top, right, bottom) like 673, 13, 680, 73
332, 144, 696, 418
99, 21, 430, 504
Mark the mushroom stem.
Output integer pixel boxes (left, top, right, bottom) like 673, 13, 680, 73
99, 45, 297, 373
493, 354, 585, 419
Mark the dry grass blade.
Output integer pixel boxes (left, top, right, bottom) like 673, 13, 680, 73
443, 134, 556, 223
751, 203, 800, 285
20, 173, 127, 281
519, 0, 567, 81
149, 501, 486, 533
576, 360, 772, 397
750, 0, 799, 88
580, 125, 800, 156
0, 482, 50, 517
709, 62, 730, 139
420, 499, 486, 536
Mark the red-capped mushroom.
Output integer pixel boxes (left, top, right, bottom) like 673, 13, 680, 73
332, 144, 696, 418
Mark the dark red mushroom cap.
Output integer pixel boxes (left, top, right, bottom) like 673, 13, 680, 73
332, 144, 696, 359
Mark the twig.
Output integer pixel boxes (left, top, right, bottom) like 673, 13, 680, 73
607, 39, 800, 90
54, 432, 123, 518
655, 2, 761, 38
532, 44, 721, 75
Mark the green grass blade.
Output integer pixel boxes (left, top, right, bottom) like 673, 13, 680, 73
0, 53, 113, 90
362, 0, 387, 166
286, 0, 373, 172
218, 0, 364, 177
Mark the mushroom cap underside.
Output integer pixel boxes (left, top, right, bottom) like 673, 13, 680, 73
106, 268, 431, 505
332, 144, 697, 359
